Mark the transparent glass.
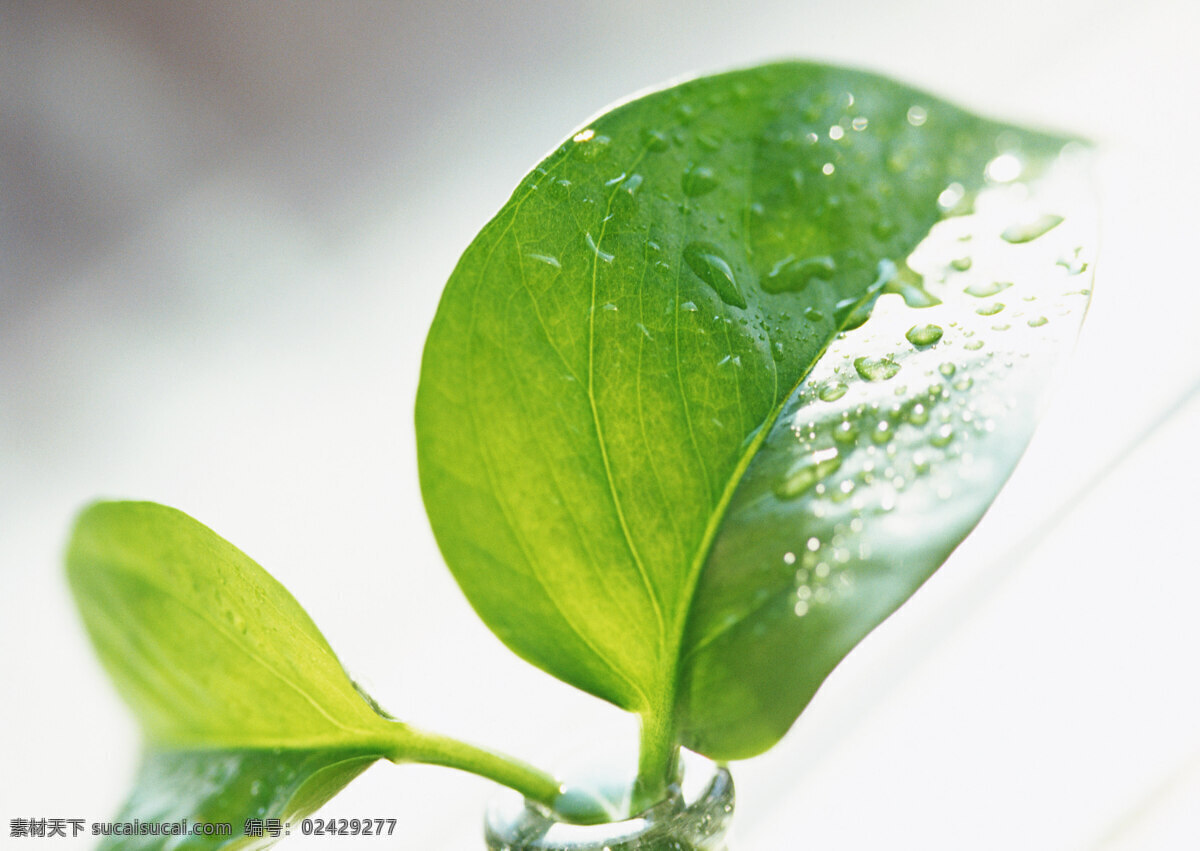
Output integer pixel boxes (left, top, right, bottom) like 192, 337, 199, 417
484, 751, 734, 851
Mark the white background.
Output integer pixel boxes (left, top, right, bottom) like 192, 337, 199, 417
2, 1, 1199, 848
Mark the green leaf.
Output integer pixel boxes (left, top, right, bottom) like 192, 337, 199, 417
98, 749, 376, 850
677, 157, 1096, 758
415, 61, 1093, 771
68, 502, 422, 848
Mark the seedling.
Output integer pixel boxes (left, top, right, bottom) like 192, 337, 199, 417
66, 61, 1095, 849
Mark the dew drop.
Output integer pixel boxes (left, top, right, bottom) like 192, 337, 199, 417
684, 242, 746, 308
964, 339, 985, 351
975, 302, 1005, 316
908, 403, 929, 426
906, 324, 944, 347
852, 116, 869, 131
950, 256, 973, 272
822, 162, 835, 175
644, 129, 670, 152
762, 255, 837, 294
931, 424, 955, 447
1027, 315, 1049, 327
964, 280, 1013, 298
776, 448, 843, 500
833, 420, 859, 445
585, 233, 614, 263
682, 164, 719, 197
819, 381, 848, 402
804, 306, 826, 322
527, 253, 561, 268
681, 301, 698, 312
907, 105, 928, 126
882, 265, 941, 307
871, 420, 893, 444
854, 355, 901, 382
1001, 213, 1064, 243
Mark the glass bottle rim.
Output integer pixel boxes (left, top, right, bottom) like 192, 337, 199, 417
485, 750, 733, 850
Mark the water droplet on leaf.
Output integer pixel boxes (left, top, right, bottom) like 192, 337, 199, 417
854, 356, 901, 382
964, 280, 1013, 298
527, 253, 561, 268
586, 233, 614, 263
776, 448, 843, 499
762, 255, 837, 294
644, 129, 670, 152
682, 164, 719, 197
931, 424, 955, 447
1001, 213, 1064, 243
819, 381, 848, 402
906, 324, 944, 347
683, 242, 746, 308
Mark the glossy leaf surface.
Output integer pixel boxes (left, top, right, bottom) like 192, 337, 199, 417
415, 61, 1092, 759
67, 502, 400, 848
678, 156, 1096, 757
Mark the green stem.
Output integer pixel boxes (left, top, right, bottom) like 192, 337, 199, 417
387, 724, 562, 808
632, 708, 680, 815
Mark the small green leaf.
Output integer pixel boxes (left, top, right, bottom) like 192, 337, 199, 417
415, 60, 1093, 781
67, 502, 404, 849
100, 749, 376, 851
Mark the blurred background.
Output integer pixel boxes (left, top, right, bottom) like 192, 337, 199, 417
2, 1, 1198, 848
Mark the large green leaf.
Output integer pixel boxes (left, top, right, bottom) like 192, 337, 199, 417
677, 156, 1096, 757
68, 502, 409, 849
416, 61, 1093, 761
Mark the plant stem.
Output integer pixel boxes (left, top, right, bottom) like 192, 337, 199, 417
632, 708, 680, 815
389, 724, 562, 809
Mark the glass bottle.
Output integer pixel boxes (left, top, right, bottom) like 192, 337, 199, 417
485, 751, 733, 851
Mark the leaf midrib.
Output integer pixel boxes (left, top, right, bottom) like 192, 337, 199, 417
661, 280, 887, 714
